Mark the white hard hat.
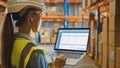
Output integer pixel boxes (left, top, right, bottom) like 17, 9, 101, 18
7, 0, 46, 14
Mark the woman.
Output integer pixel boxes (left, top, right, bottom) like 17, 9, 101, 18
1, 0, 66, 68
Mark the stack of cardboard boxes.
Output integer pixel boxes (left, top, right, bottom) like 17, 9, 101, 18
116, 47, 120, 68
47, 6, 56, 16
98, 0, 120, 68
40, 28, 51, 44
98, 38, 103, 67
51, 23, 63, 44
90, 20, 97, 58
101, 17, 109, 68
109, 0, 120, 68
45, 0, 64, 16
51, 23, 59, 44
56, 5, 64, 16
87, 13, 97, 58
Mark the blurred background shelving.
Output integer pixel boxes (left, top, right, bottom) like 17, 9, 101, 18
41, 0, 84, 44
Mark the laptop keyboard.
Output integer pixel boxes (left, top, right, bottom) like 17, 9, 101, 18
49, 51, 84, 59
61, 52, 84, 59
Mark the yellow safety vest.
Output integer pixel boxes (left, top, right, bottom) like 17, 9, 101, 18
11, 37, 46, 68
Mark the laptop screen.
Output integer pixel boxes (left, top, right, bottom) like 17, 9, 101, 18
54, 28, 90, 52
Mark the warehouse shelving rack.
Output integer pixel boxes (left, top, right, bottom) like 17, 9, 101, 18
42, 0, 83, 28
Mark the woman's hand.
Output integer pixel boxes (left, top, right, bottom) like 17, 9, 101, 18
52, 54, 66, 68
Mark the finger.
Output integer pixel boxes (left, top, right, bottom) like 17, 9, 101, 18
51, 57, 55, 63
59, 54, 66, 60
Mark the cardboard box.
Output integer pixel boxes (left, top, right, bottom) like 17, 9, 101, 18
90, 21, 97, 36
53, 23, 61, 34
110, 0, 120, 16
47, 6, 56, 16
109, 46, 115, 68
102, 44, 109, 68
40, 37, 51, 44
56, 5, 64, 16
88, 20, 97, 57
109, 16, 120, 31
51, 36, 56, 44
69, 22, 74, 28
116, 47, 120, 67
98, 41, 103, 55
52, 34, 57, 38
98, 41, 103, 67
40, 28, 51, 44
109, 59, 115, 68
102, 17, 109, 44
103, 17, 109, 31
100, 32, 104, 42
109, 31, 120, 47
98, 53, 102, 67
90, 20, 97, 49
41, 28, 51, 36
102, 31, 109, 44
68, 4, 76, 16
54, 23, 61, 28
53, 28, 58, 34
84, 21, 90, 28
74, 21, 82, 28
116, 63, 120, 68
90, 37, 96, 58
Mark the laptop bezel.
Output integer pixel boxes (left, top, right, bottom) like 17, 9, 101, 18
54, 28, 90, 52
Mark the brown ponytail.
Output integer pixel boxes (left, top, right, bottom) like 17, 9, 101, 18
2, 13, 14, 68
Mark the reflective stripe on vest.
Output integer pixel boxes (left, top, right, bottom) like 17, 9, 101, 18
24, 45, 46, 68
11, 37, 46, 68
19, 42, 34, 68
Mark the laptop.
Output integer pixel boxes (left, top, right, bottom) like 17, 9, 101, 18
47, 28, 90, 65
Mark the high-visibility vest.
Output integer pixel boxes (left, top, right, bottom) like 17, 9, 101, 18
11, 37, 46, 68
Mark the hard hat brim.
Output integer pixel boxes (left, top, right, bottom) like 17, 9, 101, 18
7, 1, 46, 14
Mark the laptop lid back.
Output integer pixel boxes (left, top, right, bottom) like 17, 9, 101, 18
54, 28, 90, 52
